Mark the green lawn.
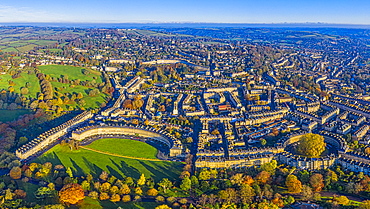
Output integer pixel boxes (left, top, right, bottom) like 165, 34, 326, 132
38, 65, 103, 82
0, 72, 41, 98
0, 109, 32, 122
35, 139, 183, 181
86, 138, 158, 159
0, 65, 108, 110
80, 197, 161, 209
52, 81, 108, 109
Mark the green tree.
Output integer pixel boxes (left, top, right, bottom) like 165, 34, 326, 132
158, 178, 173, 194
296, 133, 326, 157
180, 176, 191, 191
239, 184, 255, 204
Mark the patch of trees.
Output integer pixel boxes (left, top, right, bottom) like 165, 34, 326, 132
296, 133, 326, 158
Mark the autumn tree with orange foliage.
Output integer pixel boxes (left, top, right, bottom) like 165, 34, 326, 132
310, 173, 324, 192
9, 166, 22, 179
243, 175, 254, 185
285, 175, 302, 193
59, 183, 85, 205
256, 171, 271, 184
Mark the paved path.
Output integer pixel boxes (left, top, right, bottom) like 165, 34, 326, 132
79, 146, 170, 162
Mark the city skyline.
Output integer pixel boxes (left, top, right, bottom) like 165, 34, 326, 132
1, 0, 370, 25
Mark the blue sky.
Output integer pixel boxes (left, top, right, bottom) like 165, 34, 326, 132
0, 0, 369, 24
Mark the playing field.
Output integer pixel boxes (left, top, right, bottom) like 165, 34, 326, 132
35, 138, 183, 181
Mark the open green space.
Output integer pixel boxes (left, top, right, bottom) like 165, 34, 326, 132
0, 72, 40, 98
86, 138, 158, 159
38, 65, 102, 82
0, 64, 108, 110
35, 138, 183, 181
80, 197, 160, 209
0, 109, 32, 122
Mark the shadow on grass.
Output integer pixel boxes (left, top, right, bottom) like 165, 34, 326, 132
106, 164, 124, 179
70, 158, 85, 176
82, 156, 103, 177
139, 161, 182, 182
109, 158, 141, 179
36, 152, 63, 166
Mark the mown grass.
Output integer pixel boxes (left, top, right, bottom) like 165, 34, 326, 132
86, 138, 158, 159
35, 138, 183, 181
38, 65, 102, 82
80, 197, 161, 209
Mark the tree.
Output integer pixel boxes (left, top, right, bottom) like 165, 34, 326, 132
110, 194, 120, 202
99, 171, 109, 181
147, 188, 158, 196
58, 183, 85, 205
198, 169, 211, 180
99, 192, 109, 201
5, 189, 14, 200
158, 178, 173, 193
359, 200, 370, 209
333, 195, 349, 205
9, 166, 21, 179
296, 133, 326, 157
122, 195, 131, 202
180, 176, 192, 191
137, 173, 146, 186
310, 173, 324, 192
239, 184, 255, 204
155, 205, 172, 209
230, 173, 244, 186
218, 188, 237, 204
66, 167, 73, 178
88, 191, 99, 200
260, 139, 267, 146
20, 87, 29, 95
301, 185, 313, 201
243, 175, 255, 185
256, 171, 271, 184
120, 184, 130, 195
285, 175, 302, 193
135, 187, 143, 196
260, 160, 278, 175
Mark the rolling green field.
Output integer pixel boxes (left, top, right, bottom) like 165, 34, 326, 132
35, 138, 183, 181
0, 72, 41, 98
0, 109, 32, 122
0, 65, 108, 110
38, 65, 103, 82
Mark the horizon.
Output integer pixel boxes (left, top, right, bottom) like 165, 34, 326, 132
0, 0, 369, 25
1, 22, 370, 29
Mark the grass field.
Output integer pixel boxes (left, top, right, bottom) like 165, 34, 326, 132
38, 65, 103, 82
87, 138, 158, 159
0, 72, 40, 98
0, 109, 32, 122
0, 65, 108, 110
80, 197, 161, 209
35, 138, 183, 181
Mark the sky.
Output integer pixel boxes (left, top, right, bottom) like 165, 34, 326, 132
0, 0, 369, 24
